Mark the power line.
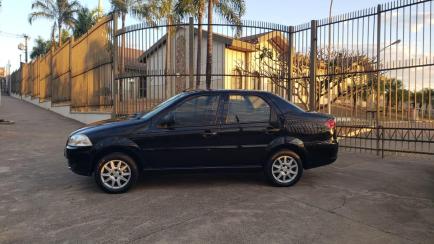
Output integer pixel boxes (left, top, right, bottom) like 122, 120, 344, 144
0, 31, 27, 38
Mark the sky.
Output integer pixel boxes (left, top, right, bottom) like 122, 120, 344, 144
0, 0, 396, 71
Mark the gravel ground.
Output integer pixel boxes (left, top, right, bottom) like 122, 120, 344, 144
1, 95, 433, 243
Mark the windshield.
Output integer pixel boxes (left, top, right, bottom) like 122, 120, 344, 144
141, 93, 188, 120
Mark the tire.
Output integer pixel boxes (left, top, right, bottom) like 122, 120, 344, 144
265, 150, 303, 187
94, 152, 139, 193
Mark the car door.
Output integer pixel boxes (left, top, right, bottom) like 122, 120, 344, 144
137, 94, 223, 168
219, 94, 280, 166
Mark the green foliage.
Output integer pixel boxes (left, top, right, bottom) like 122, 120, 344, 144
131, 0, 177, 25
59, 29, 71, 43
175, 0, 245, 24
110, 0, 133, 14
215, 0, 246, 28
29, 0, 81, 46
30, 36, 51, 59
73, 7, 98, 39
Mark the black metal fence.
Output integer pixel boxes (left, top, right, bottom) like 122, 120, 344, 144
8, 0, 434, 157
111, 0, 434, 157
113, 16, 292, 115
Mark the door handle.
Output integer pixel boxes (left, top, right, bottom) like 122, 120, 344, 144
265, 127, 280, 134
202, 130, 218, 138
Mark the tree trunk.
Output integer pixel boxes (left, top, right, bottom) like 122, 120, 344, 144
51, 25, 55, 49
205, 0, 213, 90
119, 13, 126, 101
196, 8, 203, 89
58, 24, 62, 47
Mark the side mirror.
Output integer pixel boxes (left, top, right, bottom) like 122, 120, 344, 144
159, 113, 175, 128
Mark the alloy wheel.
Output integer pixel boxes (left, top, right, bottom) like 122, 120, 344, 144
271, 155, 299, 184
100, 160, 131, 190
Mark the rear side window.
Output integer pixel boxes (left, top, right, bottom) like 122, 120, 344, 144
171, 95, 219, 127
269, 94, 304, 113
225, 95, 270, 124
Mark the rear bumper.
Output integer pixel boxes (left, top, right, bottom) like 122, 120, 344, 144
304, 141, 338, 169
64, 146, 94, 176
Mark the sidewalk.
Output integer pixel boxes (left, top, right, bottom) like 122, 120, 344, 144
1, 95, 433, 243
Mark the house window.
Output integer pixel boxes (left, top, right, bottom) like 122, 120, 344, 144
253, 72, 261, 90
139, 76, 147, 98
231, 69, 243, 89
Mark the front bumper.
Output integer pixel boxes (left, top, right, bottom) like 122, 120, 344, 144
304, 141, 338, 169
64, 146, 94, 176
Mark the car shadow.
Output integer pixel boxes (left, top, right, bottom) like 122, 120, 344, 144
135, 168, 266, 190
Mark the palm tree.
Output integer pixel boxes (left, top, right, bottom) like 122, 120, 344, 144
133, 0, 180, 96
177, 0, 245, 89
73, 7, 98, 39
110, 0, 137, 30
28, 0, 81, 47
110, 0, 137, 102
175, 0, 205, 89
205, 0, 245, 89
30, 36, 51, 59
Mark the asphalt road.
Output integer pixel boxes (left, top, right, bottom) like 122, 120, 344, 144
1, 96, 433, 243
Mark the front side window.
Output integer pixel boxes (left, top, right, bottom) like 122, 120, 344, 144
167, 95, 219, 127
225, 95, 271, 124
141, 92, 188, 120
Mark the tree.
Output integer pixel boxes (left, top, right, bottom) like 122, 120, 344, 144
30, 36, 51, 59
133, 0, 181, 94
175, 0, 206, 89
110, 0, 137, 30
237, 47, 381, 111
73, 7, 98, 39
59, 29, 71, 44
205, 0, 245, 89
175, 0, 245, 89
29, 0, 80, 47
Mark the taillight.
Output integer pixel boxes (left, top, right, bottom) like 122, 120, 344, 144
325, 119, 336, 130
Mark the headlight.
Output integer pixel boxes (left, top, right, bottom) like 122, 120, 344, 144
67, 134, 92, 147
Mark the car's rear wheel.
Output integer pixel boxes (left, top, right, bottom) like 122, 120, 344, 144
265, 150, 303, 187
94, 152, 138, 193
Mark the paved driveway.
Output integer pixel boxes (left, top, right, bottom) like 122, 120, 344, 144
1, 96, 433, 243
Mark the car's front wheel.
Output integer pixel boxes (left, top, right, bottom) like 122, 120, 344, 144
94, 152, 139, 193
265, 150, 303, 187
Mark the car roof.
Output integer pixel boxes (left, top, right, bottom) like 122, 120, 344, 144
185, 89, 273, 96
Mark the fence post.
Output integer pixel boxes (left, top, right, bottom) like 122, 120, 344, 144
309, 20, 318, 111
381, 126, 384, 159
287, 26, 294, 102
49, 48, 53, 103
189, 17, 194, 89
112, 12, 118, 118
69, 37, 73, 112
376, 4, 382, 155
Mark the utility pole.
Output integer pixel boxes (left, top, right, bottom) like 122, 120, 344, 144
18, 34, 30, 63
24, 34, 29, 63
7, 60, 11, 95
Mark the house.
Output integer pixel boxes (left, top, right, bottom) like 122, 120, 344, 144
135, 27, 290, 99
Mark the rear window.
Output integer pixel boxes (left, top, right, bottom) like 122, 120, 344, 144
269, 94, 305, 113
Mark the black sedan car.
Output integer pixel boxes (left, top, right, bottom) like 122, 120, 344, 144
65, 90, 338, 193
